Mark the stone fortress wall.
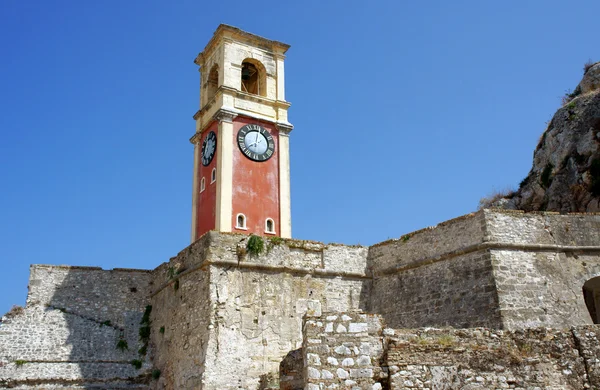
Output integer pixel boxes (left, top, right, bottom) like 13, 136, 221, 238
3, 209, 600, 388
303, 311, 600, 389
148, 231, 370, 389
0, 265, 153, 388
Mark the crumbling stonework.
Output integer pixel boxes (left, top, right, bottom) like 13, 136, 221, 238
303, 312, 600, 390
303, 311, 385, 390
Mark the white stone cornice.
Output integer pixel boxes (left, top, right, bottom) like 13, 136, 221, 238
213, 108, 238, 123
276, 122, 294, 135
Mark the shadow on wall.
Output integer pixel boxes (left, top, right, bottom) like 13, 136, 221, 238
37, 266, 153, 388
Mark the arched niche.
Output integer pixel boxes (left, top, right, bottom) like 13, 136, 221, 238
205, 64, 219, 102
240, 59, 266, 97
583, 276, 600, 323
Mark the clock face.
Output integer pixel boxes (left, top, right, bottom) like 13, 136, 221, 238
237, 124, 275, 162
201, 131, 217, 166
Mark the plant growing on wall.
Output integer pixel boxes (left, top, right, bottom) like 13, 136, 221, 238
246, 235, 264, 256
116, 339, 128, 351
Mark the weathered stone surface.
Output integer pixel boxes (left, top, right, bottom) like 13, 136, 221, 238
304, 312, 600, 390
503, 66, 600, 213
5, 212, 600, 388
303, 312, 385, 390
0, 266, 153, 388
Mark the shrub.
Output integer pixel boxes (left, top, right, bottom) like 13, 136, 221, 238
478, 187, 516, 210
139, 326, 151, 341
140, 305, 152, 325
584, 59, 597, 74
131, 359, 143, 369
116, 339, 128, 351
152, 369, 161, 380
159, 326, 165, 334
100, 320, 112, 327
138, 345, 147, 356
246, 235, 264, 256
4, 305, 25, 318
14, 360, 26, 367
562, 87, 581, 106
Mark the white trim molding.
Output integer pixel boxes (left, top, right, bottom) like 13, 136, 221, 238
265, 218, 275, 234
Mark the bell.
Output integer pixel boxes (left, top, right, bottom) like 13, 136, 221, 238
242, 68, 251, 80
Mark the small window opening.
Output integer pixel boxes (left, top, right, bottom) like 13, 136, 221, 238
265, 218, 275, 234
583, 276, 600, 324
236, 213, 247, 229
206, 64, 219, 102
211, 168, 216, 183
200, 177, 206, 192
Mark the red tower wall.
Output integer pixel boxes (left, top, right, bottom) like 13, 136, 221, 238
231, 116, 280, 236
195, 122, 219, 239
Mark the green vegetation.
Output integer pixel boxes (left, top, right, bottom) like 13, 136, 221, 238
116, 339, 128, 351
584, 59, 597, 74
246, 235, 264, 256
131, 359, 143, 369
14, 360, 26, 367
540, 163, 554, 188
173, 279, 180, 291
141, 305, 152, 325
152, 369, 161, 380
562, 86, 581, 106
100, 320, 112, 327
266, 236, 284, 253
437, 334, 456, 347
401, 235, 410, 243
138, 304, 152, 356
139, 326, 151, 340
159, 326, 165, 334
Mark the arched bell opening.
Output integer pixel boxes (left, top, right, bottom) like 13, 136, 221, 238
241, 59, 266, 97
583, 276, 600, 324
206, 64, 219, 102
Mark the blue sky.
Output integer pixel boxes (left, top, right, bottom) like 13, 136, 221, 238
0, 0, 597, 314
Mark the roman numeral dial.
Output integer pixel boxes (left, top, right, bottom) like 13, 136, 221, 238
201, 131, 217, 166
237, 124, 275, 162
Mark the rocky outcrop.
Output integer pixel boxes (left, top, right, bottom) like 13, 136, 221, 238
506, 62, 600, 212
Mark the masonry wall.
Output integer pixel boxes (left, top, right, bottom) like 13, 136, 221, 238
149, 232, 371, 390
369, 210, 600, 330
484, 210, 600, 329
386, 326, 596, 389
303, 312, 600, 390
303, 311, 385, 390
0, 265, 153, 388
370, 212, 502, 329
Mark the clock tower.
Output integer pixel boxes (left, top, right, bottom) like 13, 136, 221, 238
190, 25, 293, 242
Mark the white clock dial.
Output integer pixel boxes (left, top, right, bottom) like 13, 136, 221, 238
244, 131, 268, 154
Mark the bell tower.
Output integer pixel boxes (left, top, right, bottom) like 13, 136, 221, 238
190, 25, 293, 242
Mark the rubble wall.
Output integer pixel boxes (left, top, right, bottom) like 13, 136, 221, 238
0, 265, 153, 388
303, 312, 600, 390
